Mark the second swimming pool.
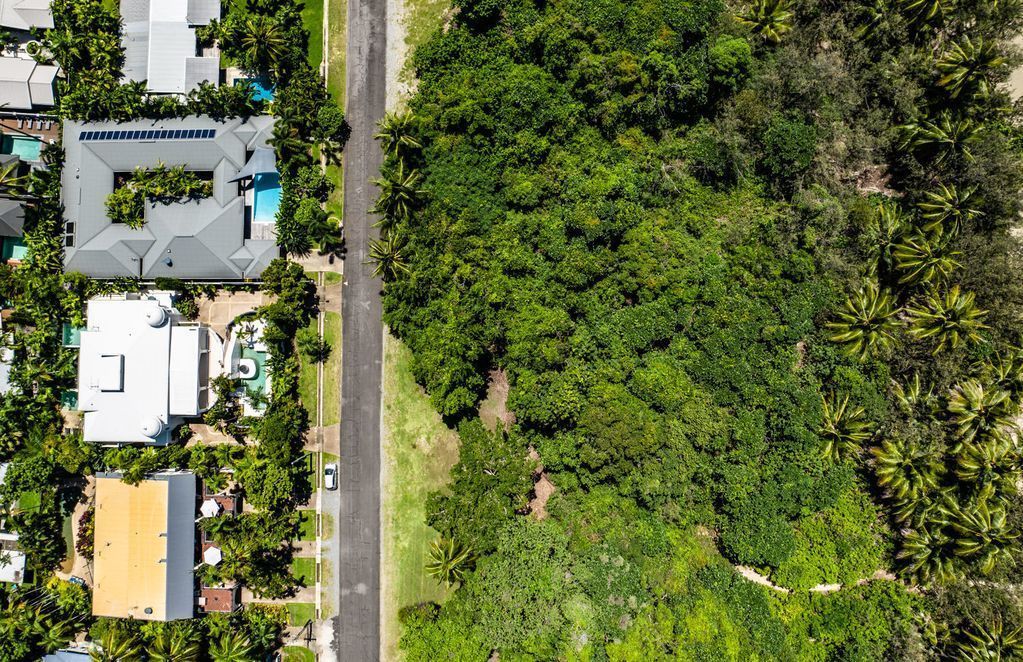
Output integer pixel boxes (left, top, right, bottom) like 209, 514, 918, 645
252, 172, 282, 223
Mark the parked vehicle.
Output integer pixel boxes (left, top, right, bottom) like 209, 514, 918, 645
324, 463, 338, 491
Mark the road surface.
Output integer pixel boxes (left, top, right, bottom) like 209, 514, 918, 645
336, 0, 386, 657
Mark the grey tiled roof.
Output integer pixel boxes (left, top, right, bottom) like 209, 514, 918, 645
120, 0, 220, 94
62, 115, 280, 280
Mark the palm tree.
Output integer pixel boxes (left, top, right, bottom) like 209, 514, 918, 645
936, 36, 1005, 99
208, 632, 254, 662
956, 435, 1021, 499
907, 285, 988, 354
947, 380, 1016, 445
0, 159, 28, 200
738, 0, 794, 45
900, 113, 980, 165
899, 521, 962, 585
891, 373, 939, 415
951, 499, 1018, 574
367, 233, 410, 281
32, 616, 75, 654
872, 438, 943, 501
309, 214, 344, 256
375, 111, 422, 158
426, 537, 474, 587
820, 393, 873, 463
957, 618, 1023, 661
892, 232, 961, 286
89, 629, 143, 662
918, 183, 981, 235
240, 15, 287, 74
866, 199, 908, 276
826, 281, 901, 360
898, 0, 950, 23
372, 161, 424, 227
148, 627, 201, 662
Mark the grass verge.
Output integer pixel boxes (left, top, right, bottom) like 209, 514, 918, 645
381, 335, 461, 659
286, 602, 316, 627
281, 646, 315, 662
298, 316, 319, 424
326, 0, 347, 103
321, 312, 342, 425
298, 509, 316, 541
291, 556, 316, 586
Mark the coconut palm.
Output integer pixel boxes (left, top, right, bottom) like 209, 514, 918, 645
872, 438, 943, 501
866, 199, 909, 276
957, 618, 1023, 661
936, 36, 1005, 99
375, 111, 422, 158
951, 499, 1018, 574
899, 523, 962, 585
892, 231, 962, 286
0, 159, 27, 200
891, 373, 940, 415
240, 15, 287, 74
820, 393, 873, 462
826, 281, 901, 360
209, 632, 254, 662
32, 616, 75, 654
907, 285, 988, 354
738, 0, 794, 45
368, 232, 410, 281
372, 161, 424, 227
89, 628, 143, 661
976, 349, 1023, 399
956, 435, 1021, 499
947, 380, 1016, 445
309, 214, 344, 257
900, 113, 980, 165
918, 183, 982, 235
898, 0, 951, 23
148, 627, 201, 662
426, 537, 474, 587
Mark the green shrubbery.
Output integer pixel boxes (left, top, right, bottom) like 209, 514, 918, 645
104, 164, 213, 228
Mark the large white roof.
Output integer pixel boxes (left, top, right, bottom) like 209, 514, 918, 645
0, 57, 57, 109
121, 0, 220, 94
0, 0, 52, 31
77, 297, 208, 444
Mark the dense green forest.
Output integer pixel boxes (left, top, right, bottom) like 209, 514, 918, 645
375, 0, 1023, 658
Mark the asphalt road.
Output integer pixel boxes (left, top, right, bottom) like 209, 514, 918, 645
335, 0, 386, 657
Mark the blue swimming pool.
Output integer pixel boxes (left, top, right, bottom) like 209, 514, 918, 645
253, 172, 282, 223
2, 135, 42, 162
235, 77, 275, 102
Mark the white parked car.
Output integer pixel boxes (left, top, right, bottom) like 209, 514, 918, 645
324, 463, 338, 491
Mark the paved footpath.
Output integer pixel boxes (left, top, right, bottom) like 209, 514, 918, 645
335, 0, 387, 657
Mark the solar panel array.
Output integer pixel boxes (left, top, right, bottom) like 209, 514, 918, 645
78, 128, 217, 142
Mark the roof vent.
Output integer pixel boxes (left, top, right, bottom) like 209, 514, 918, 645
146, 307, 168, 328
141, 417, 164, 438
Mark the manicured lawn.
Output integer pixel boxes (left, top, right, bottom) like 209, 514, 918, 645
298, 509, 316, 541
292, 556, 316, 586
381, 335, 461, 659
281, 646, 315, 662
17, 491, 40, 511
402, 0, 448, 81
321, 312, 341, 425
298, 316, 319, 424
59, 513, 75, 574
323, 271, 342, 285
301, 0, 324, 69
286, 602, 316, 626
298, 308, 341, 427
326, 0, 346, 103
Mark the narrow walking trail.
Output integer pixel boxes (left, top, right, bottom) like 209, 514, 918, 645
335, 0, 387, 658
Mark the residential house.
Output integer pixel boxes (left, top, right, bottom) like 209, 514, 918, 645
61, 115, 281, 280
0, 0, 52, 31
121, 0, 221, 95
75, 293, 224, 445
92, 471, 197, 621
0, 56, 57, 110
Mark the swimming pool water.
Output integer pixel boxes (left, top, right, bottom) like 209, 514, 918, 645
253, 172, 282, 223
235, 78, 275, 102
2, 135, 42, 162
